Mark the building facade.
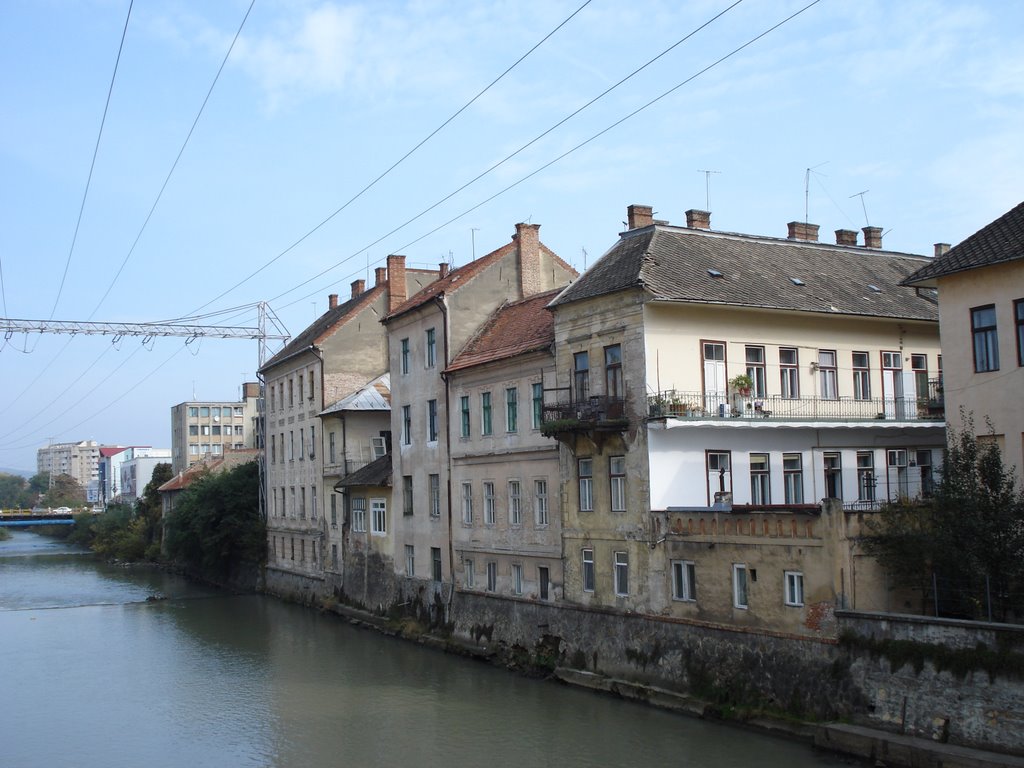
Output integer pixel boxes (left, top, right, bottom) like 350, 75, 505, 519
36, 440, 100, 498
170, 382, 261, 474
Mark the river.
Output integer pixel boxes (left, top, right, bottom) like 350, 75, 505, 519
0, 530, 855, 768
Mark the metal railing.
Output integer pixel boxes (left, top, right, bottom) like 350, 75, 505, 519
647, 390, 944, 422
542, 394, 627, 425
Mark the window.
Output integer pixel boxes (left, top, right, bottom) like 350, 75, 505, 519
733, 564, 748, 608
532, 382, 544, 429
309, 426, 315, 458
481, 392, 492, 435
311, 485, 317, 520
818, 350, 838, 399
852, 351, 871, 400
189, 406, 198, 417
707, 451, 732, 502
783, 453, 803, 504
745, 345, 766, 397
785, 571, 804, 607
331, 544, 338, 570
269, 388, 275, 412
189, 444, 199, 455
234, 425, 244, 436
613, 552, 629, 596
202, 425, 211, 436
857, 451, 875, 501
371, 498, 387, 535
505, 388, 518, 432
299, 428, 305, 460
425, 328, 436, 368
211, 425, 221, 436
534, 479, 549, 526
270, 434, 276, 464
189, 424, 199, 436
427, 399, 438, 442
308, 371, 315, 401
972, 305, 999, 372
538, 566, 550, 601
288, 379, 294, 406
212, 444, 223, 455
483, 481, 495, 525
405, 545, 415, 577
911, 354, 929, 402
749, 453, 770, 504
508, 480, 522, 526
779, 347, 799, 398
486, 561, 498, 592
400, 338, 410, 375
609, 456, 626, 512
917, 449, 934, 497
403, 475, 413, 516
429, 474, 440, 517
300, 487, 306, 519
582, 549, 595, 592
330, 494, 338, 527
672, 560, 697, 601
401, 405, 411, 445
431, 547, 442, 582
200, 406, 210, 417
1016, 299, 1024, 366
824, 452, 842, 500
578, 458, 593, 511
371, 435, 387, 459
605, 344, 623, 400
329, 432, 336, 464
511, 564, 523, 595
460, 395, 470, 438
461, 482, 473, 524
574, 351, 590, 402
298, 374, 304, 404
464, 559, 475, 589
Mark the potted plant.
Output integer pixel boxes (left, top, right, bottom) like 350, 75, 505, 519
730, 373, 753, 395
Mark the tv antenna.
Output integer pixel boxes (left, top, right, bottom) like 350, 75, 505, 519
804, 162, 828, 222
697, 169, 721, 212
850, 190, 870, 226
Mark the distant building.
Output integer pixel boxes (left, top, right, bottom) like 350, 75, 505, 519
904, 200, 1024, 484
36, 440, 100, 496
118, 446, 172, 504
170, 382, 261, 474
98, 446, 128, 506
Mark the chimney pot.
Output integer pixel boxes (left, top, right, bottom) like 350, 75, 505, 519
328, 293, 338, 310
686, 209, 711, 230
934, 242, 950, 258
626, 204, 654, 229
787, 221, 820, 242
835, 229, 858, 246
387, 255, 407, 313
863, 226, 883, 249
374, 267, 387, 286
350, 279, 365, 299
439, 262, 449, 278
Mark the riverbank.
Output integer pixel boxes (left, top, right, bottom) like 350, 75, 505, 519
319, 598, 1024, 768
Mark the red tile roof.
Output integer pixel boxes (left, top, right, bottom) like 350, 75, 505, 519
158, 449, 259, 492
445, 289, 560, 373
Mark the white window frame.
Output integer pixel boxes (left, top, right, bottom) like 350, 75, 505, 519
508, 480, 522, 526
613, 551, 629, 597
534, 479, 549, 526
512, 563, 523, 595
464, 559, 475, 589
609, 456, 626, 512
785, 570, 804, 607
578, 458, 593, 512
582, 548, 595, 593
429, 473, 441, 518
483, 481, 495, 525
486, 561, 497, 592
370, 498, 387, 536
405, 544, 415, 576
733, 563, 749, 609
461, 481, 473, 525
672, 560, 696, 602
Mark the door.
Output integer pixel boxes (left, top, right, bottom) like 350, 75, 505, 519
702, 342, 726, 414
881, 351, 903, 419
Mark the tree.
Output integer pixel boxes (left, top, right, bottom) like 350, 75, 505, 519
0, 472, 30, 508
863, 415, 1024, 622
135, 462, 173, 559
42, 474, 86, 508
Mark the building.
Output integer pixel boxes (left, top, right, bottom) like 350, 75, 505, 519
118, 446, 172, 503
542, 205, 944, 632
170, 382, 261, 474
36, 440, 100, 498
904, 200, 1024, 483
382, 222, 576, 612
261, 260, 438, 598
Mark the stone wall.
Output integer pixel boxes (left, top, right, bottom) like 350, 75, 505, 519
264, 564, 326, 606
837, 610, 1024, 754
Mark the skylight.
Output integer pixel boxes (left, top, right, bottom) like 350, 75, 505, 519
868, 284, 881, 293
789, 277, 805, 286
707, 268, 723, 278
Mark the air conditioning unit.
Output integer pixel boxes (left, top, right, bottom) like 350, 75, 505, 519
887, 449, 907, 467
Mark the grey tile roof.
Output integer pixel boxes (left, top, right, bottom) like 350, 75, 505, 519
334, 452, 391, 489
550, 225, 939, 322
903, 201, 1024, 286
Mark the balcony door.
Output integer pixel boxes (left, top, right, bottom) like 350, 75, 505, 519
702, 342, 726, 414
881, 351, 916, 419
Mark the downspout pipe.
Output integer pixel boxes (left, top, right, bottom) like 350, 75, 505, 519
435, 294, 456, 620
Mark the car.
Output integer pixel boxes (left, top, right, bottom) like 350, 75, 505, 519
52, 506, 73, 514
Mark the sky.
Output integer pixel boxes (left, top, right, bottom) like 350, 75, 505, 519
1, 0, 1022, 473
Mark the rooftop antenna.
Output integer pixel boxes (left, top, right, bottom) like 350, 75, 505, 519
311, 301, 317, 320
850, 190, 870, 226
582, 247, 588, 271
697, 169, 721, 212
470, 228, 479, 261
804, 162, 828, 222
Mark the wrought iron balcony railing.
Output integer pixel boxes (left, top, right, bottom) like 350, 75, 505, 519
541, 394, 628, 436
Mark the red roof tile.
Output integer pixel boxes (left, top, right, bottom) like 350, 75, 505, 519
445, 289, 560, 373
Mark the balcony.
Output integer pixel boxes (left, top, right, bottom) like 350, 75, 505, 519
648, 386, 944, 424
541, 394, 628, 446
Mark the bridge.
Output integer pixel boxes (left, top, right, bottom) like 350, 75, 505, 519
0, 509, 86, 526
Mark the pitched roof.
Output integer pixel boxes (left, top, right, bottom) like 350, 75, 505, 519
549, 225, 938, 322
384, 242, 516, 322
99, 446, 128, 458
903, 201, 1024, 286
320, 373, 391, 415
261, 287, 383, 372
158, 449, 259, 492
334, 452, 391, 489
446, 290, 559, 373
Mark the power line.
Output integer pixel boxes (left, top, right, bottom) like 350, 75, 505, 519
187, 0, 596, 317
268, 0, 748, 308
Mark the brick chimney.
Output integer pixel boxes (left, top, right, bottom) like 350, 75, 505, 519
374, 267, 387, 286
242, 381, 260, 400
387, 254, 407, 313
439, 262, 449, 278
787, 221, 820, 242
835, 229, 858, 246
627, 204, 653, 229
934, 243, 950, 258
686, 209, 711, 229
862, 226, 883, 249
350, 279, 364, 299
328, 293, 338, 310
515, 222, 542, 297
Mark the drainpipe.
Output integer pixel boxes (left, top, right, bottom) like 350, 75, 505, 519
311, 345, 328, 577
435, 294, 456, 621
